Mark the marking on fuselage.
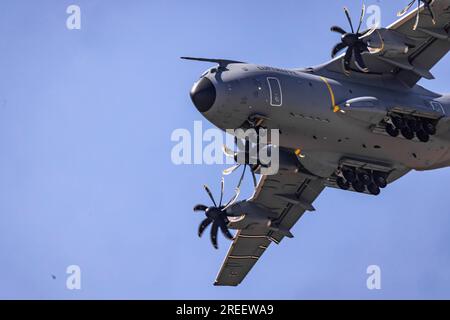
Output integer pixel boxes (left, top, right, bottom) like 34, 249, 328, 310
319, 76, 340, 112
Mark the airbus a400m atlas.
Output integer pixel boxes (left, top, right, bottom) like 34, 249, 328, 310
183, 0, 450, 286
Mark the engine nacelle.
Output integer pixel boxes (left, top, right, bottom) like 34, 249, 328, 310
226, 200, 296, 238
365, 28, 413, 57
225, 201, 275, 230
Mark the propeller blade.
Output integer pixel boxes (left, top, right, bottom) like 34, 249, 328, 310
219, 177, 224, 207
330, 26, 347, 34
332, 42, 348, 58
398, 0, 416, 16
356, 3, 366, 34
193, 204, 208, 212
223, 187, 241, 211
236, 165, 247, 190
203, 184, 217, 207
427, 2, 437, 24
413, 0, 421, 30
251, 168, 258, 188
360, 26, 380, 53
343, 47, 354, 74
344, 7, 355, 33
222, 144, 235, 158
354, 49, 369, 73
359, 25, 378, 38
198, 217, 213, 237
218, 219, 234, 240
210, 222, 219, 249
223, 164, 241, 176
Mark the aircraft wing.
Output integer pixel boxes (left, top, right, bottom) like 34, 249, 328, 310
319, 0, 450, 87
214, 170, 326, 286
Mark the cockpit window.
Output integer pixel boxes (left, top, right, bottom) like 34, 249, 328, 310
267, 77, 282, 106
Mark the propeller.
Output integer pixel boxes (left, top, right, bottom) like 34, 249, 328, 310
331, 4, 375, 75
222, 137, 260, 188
193, 178, 239, 249
397, 0, 436, 30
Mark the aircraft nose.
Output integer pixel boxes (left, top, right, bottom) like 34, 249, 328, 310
190, 77, 216, 113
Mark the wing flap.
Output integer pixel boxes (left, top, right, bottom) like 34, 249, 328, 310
214, 232, 272, 286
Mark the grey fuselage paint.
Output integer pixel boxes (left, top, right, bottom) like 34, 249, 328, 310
194, 63, 450, 176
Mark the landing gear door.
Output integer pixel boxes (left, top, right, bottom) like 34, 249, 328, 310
267, 77, 282, 107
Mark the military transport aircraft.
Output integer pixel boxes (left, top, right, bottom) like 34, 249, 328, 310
183, 0, 450, 286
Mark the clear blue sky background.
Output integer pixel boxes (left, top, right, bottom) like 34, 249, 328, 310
1, 0, 450, 299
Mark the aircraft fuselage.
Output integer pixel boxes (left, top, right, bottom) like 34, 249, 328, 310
190, 63, 450, 181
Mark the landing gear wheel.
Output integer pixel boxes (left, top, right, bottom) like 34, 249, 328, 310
386, 123, 399, 137
367, 183, 381, 196
373, 172, 387, 189
336, 177, 350, 190
406, 118, 419, 132
357, 171, 372, 185
391, 116, 405, 129
422, 120, 436, 135
352, 180, 366, 193
416, 130, 430, 143
342, 168, 356, 183
401, 127, 415, 140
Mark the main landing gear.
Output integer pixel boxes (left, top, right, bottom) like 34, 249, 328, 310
336, 166, 388, 196
385, 114, 437, 142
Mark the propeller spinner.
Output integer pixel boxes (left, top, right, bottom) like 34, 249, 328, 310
193, 179, 239, 249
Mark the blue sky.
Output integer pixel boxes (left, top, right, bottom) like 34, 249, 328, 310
1, 0, 450, 299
